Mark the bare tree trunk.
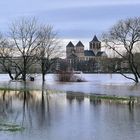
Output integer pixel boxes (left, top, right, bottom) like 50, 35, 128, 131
22, 58, 27, 81
7, 70, 14, 80
41, 60, 46, 81
42, 73, 45, 82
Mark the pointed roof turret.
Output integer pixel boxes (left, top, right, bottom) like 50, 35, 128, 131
90, 35, 100, 43
76, 41, 84, 47
66, 41, 75, 48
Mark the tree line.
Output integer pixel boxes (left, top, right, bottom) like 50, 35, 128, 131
0, 16, 140, 83
0, 17, 62, 82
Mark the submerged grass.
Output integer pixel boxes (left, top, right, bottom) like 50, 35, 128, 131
0, 84, 137, 104
89, 94, 136, 104
90, 95, 131, 101
0, 86, 66, 95
0, 86, 40, 92
67, 92, 136, 104
0, 122, 25, 132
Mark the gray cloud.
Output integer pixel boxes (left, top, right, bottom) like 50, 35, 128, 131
0, 1, 140, 39
36, 4, 140, 38
41, 4, 140, 21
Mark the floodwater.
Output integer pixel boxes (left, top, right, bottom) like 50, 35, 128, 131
0, 90, 140, 140
0, 74, 140, 140
0, 74, 140, 96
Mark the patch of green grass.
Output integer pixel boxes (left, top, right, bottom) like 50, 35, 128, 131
0, 87, 38, 92
0, 122, 25, 132
66, 92, 136, 103
91, 95, 129, 100
89, 95, 135, 102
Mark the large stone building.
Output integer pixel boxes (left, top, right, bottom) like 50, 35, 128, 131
66, 35, 107, 61
66, 36, 107, 72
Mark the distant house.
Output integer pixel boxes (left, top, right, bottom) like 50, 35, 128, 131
66, 35, 107, 71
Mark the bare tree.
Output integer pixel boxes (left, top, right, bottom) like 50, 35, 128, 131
9, 18, 41, 81
37, 25, 62, 82
0, 33, 21, 80
103, 17, 140, 83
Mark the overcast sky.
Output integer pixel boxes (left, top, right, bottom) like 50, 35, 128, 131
0, 0, 140, 42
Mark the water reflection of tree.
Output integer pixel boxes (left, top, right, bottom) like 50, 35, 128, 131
0, 83, 51, 129
21, 82, 49, 128
0, 86, 139, 131
90, 97, 101, 105
66, 92, 75, 104
38, 82, 47, 127
66, 91, 84, 104
22, 83, 32, 126
0, 89, 12, 119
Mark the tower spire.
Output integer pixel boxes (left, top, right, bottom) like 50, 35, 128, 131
89, 35, 101, 55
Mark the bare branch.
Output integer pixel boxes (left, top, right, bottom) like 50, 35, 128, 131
102, 17, 140, 83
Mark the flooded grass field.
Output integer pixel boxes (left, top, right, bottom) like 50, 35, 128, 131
0, 74, 140, 140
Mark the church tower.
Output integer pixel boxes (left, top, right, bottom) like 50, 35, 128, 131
66, 41, 75, 58
89, 35, 101, 55
75, 41, 84, 60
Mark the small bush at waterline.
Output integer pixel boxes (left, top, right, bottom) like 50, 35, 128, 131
58, 71, 85, 82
